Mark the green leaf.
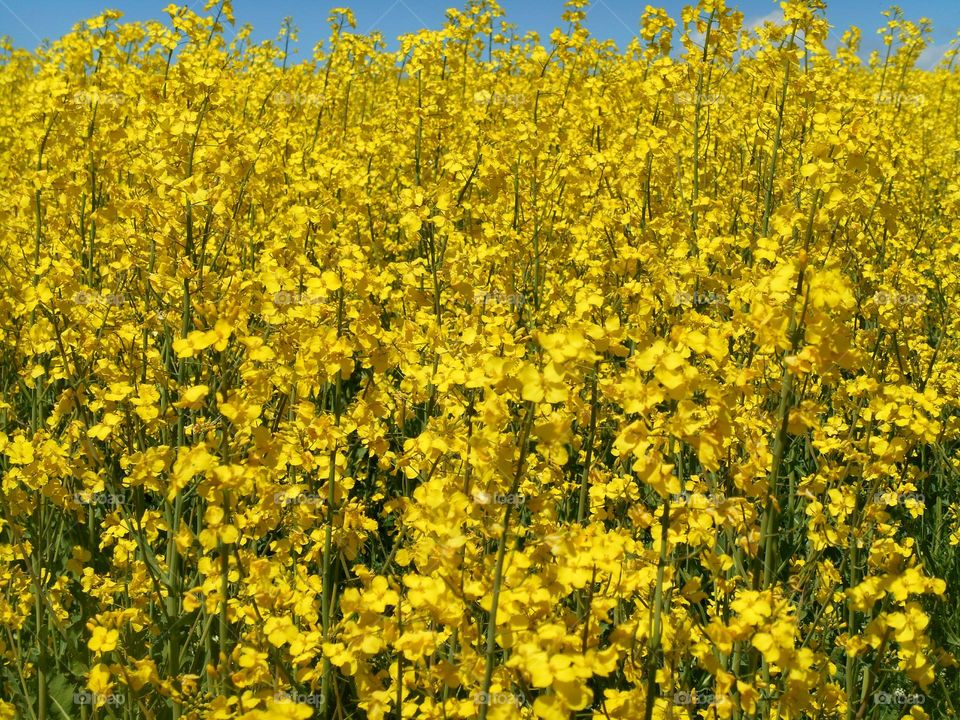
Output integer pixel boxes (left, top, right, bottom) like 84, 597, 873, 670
45, 675, 76, 720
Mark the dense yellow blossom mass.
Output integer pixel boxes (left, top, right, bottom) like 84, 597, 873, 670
0, 0, 958, 718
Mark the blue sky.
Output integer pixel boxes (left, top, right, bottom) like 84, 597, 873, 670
1, 0, 957, 67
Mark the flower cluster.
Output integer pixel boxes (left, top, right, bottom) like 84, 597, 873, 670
0, 1, 958, 719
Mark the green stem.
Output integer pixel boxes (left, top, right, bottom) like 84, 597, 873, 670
477, 401, 535, 720
643, 498, 670, 720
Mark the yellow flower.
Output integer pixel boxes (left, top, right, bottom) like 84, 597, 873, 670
5, 435, 34, 465
88, 626, 119, 654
